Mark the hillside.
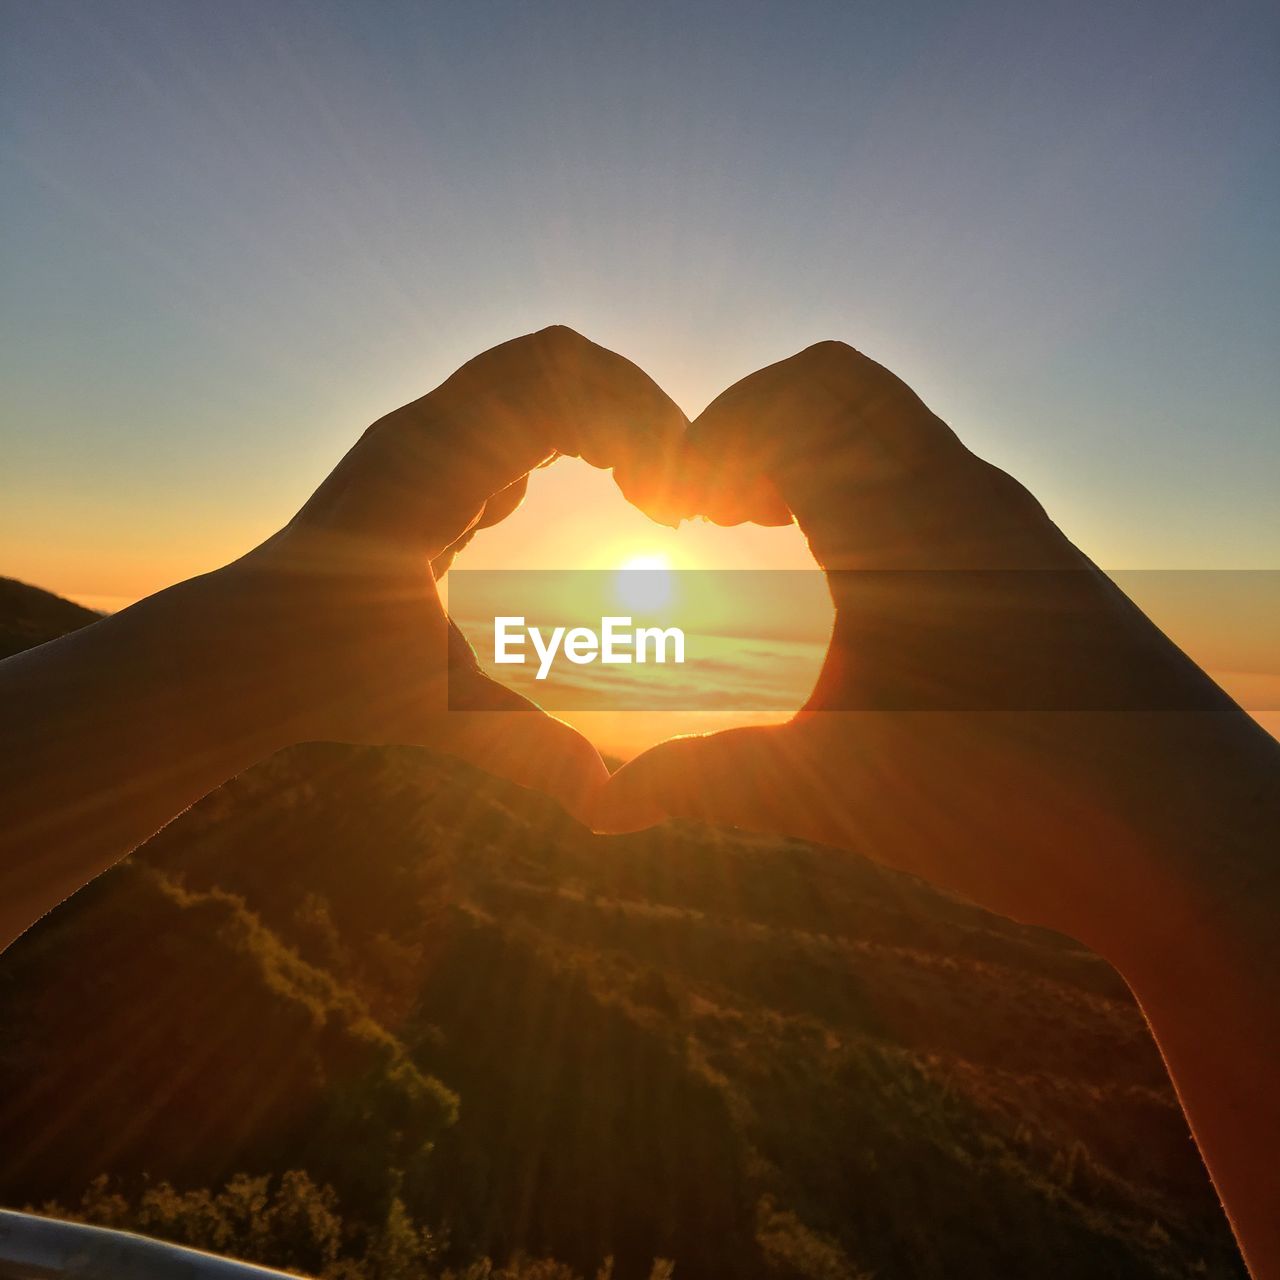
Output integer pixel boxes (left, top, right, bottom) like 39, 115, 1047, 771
0, 576, 101, 659
0, 580, 1244, 1279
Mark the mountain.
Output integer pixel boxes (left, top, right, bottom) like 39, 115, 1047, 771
0, 579, 1245, 1279
0, 576, 101, 659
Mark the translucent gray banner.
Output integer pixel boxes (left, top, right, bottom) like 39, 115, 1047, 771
445, 569, 1279, 714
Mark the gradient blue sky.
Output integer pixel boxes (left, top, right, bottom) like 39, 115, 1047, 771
3, 0, 1277, 605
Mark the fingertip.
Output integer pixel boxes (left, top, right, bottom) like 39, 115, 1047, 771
548, 729, 613, 827
592, 736, 713, 833
591, 752, 678, 834
521, 710, 610, 803
613, 454, 694, 527
440, 672, 610, 824
686, 443, 793, 528
608, 410, 701, 526
587, 786, 670, 835
475, 474, 530, 529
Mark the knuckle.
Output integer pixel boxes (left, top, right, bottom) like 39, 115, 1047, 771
799, 339, 859, 366
531, 323, 587, 350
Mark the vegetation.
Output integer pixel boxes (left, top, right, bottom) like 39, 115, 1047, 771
0, 583, 1247, 1277
38, 1170, 673, 1279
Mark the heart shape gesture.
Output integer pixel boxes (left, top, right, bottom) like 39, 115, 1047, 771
243, 325, 1242, 961
219, 327, 691, 823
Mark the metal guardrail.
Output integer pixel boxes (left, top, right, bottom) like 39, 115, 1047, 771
0, 1210, 299, 1279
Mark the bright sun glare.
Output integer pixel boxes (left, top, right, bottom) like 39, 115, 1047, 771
613, 553, 674, 612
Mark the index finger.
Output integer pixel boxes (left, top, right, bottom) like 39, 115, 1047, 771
683, 342, 1054, 570
300, 327, 692, 556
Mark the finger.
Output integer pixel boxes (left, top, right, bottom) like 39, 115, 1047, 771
686, 342, 955, 522
592, 724, 806, 836
432, 326, 692, 526
476, 474, 530, 530
682, 342, 1056, 568
429, 527, 477, 580
427, 474, 530, 577
432, 663, 609, 827
304, 327, 691, 556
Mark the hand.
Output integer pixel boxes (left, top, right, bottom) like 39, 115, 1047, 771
209, 325, 689, 821
596, 343, 1280, 1280
597, 342, 1280, 1276
598, 341, 1263, 957
0, 326, 688, 952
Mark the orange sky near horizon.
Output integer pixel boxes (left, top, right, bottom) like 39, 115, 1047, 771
13, 456, 821, 613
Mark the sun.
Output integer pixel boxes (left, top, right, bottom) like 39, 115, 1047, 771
613, 553, 675, 612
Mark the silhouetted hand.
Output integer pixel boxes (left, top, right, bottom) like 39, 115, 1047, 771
596, 342, 1280, 1275
214, 325, 688, 819
0, 327, 687, 954
600, 342, 1219, 938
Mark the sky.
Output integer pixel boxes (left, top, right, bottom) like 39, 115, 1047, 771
2, 0, 1277, 749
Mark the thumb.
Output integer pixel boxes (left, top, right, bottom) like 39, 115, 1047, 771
593, 724, 797, 835
430, 664, 609, 827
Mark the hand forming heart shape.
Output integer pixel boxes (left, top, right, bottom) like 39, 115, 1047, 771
236, 325, 1235, 960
